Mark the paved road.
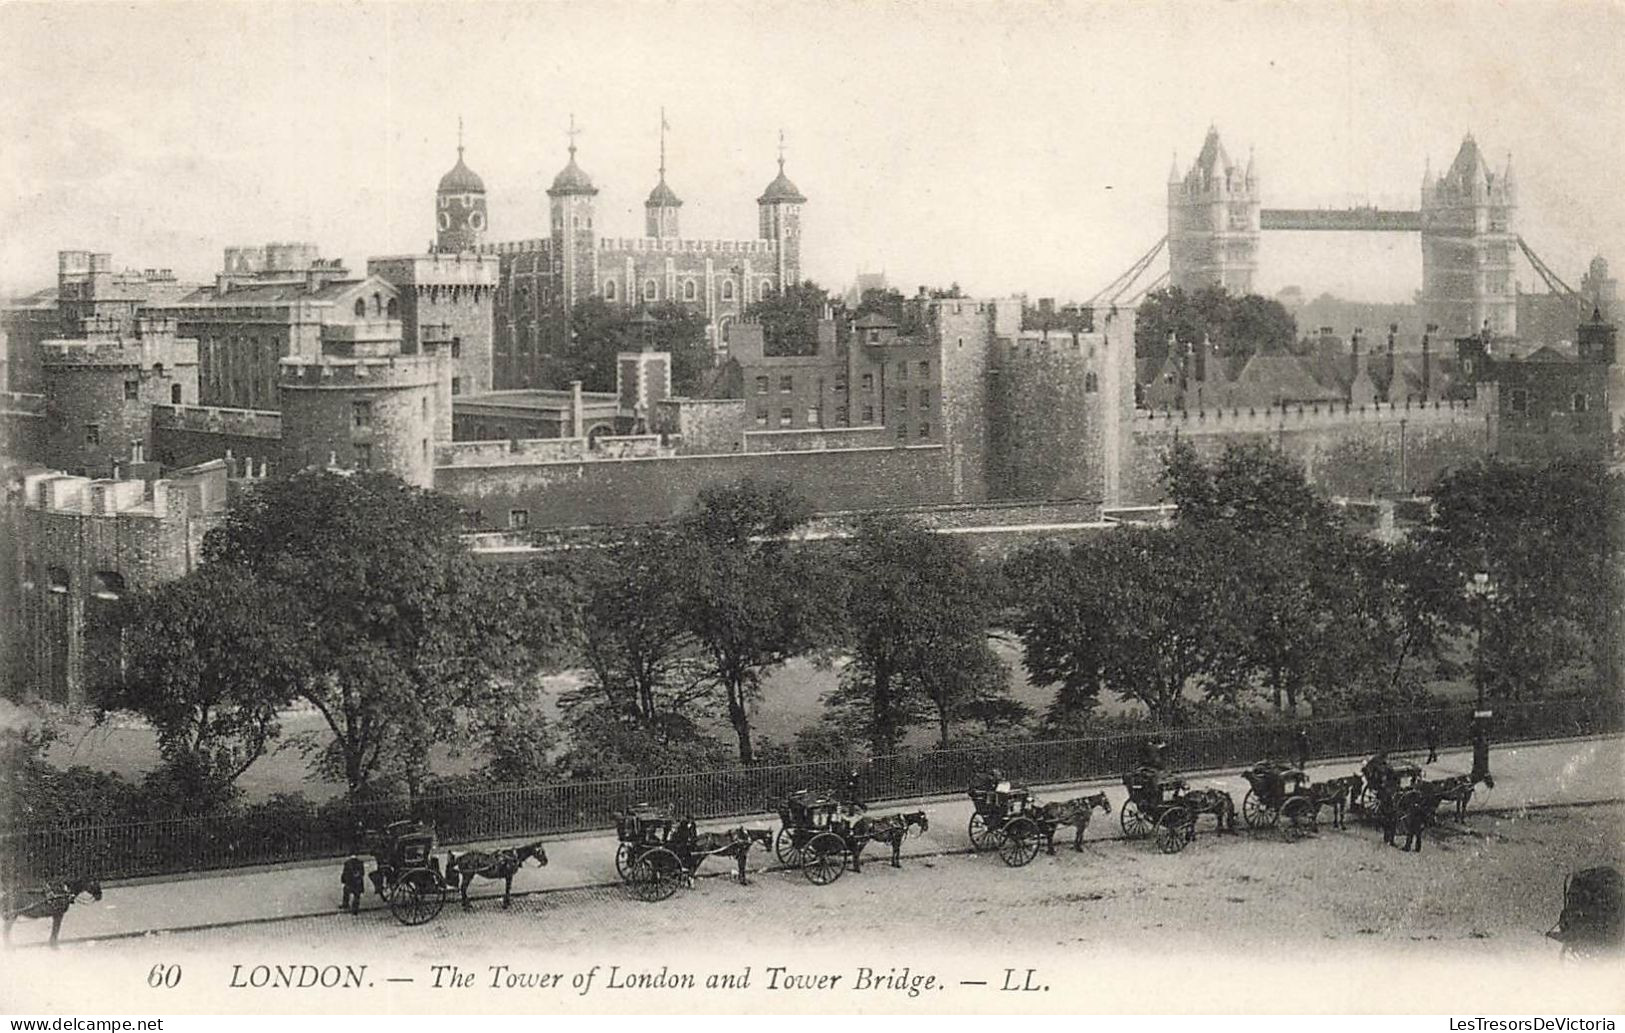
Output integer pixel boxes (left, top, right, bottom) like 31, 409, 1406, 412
30, 736, 1623, 945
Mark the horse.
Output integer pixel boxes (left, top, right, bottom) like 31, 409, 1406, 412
3, 877, 102, 947
1309, 775, 1363, 830
1426, 772, 1492, 821
444, 841, 548, 909
673, 826, 773, 886
847, 811, 929, 872
1177, 788, 1236, 839
1032, 792, 1112, 854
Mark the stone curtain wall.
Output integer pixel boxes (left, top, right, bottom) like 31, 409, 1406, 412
438, 444, 954, 529
1122, 399, 1494, 503
150, 404, 281, 472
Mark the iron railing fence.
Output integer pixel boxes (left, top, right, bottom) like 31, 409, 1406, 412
3, 695, 1617, 882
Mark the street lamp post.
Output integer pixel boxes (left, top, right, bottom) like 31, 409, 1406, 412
1468, 570, 1496, 713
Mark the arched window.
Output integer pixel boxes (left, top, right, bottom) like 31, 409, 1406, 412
171, 383, 182, 404
603, 278, 618, 301
92, 571, 125, 600
682, 279, 698, 302
354, 299, 366, 317
760, 279, 773, 299
720, 279, 735, 302
1573, 392, 1590, 413
643, 279, 658, 301
387, 298, 399, 319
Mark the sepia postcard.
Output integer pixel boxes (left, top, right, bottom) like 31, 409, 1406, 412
0, 0, 1621, 1020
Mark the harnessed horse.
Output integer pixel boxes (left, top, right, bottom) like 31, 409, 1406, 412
1031, 792, 1112, 854
846, 811, 928, 872
1308, 774, 1363, 830
444, 841, 548, 909
1176, 788, 1237, 838
3, 877, 102, 947
1427, 772, 1493, 821
669, 823, 774, 885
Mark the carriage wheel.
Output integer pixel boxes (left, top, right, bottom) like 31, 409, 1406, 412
1156, 807, 1192, 854
968, 812, 1000, 851
803, 832, 847, 886
1282, 797, 1317, 839
774, 827, 806, 868
626, 848, 683, 902
997, 817, 1041, 868
1241, 789, 1277, 829
1120, 800, 1151, 838
615, 842, 632, 881
388, 868, 447, 926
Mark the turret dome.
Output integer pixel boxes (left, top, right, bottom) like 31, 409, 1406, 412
438, 150, 485, 194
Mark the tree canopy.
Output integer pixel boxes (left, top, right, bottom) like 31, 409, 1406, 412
1135, 286, 1297, 366
548, 297, 714, 396
202, 470, 562, 799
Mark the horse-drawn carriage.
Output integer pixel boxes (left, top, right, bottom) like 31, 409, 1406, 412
774, 790, 853, 885
1356, 755, 1423, 815
1119, 768, 1197, 854
1240, 760, 1319, 837
613, 804, 689, 902
365, 820, 450, 926
1545, 866, 1622, 959
967, 775, 1044, 867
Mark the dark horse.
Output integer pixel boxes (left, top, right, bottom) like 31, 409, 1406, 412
1429, 772, 1493, 821
1176, 788, 1237, 839
444, 841, 548, 909
670, 824, 774, 885
1032, 792, 1112, 854
1309, 774, 1363, 830
847, 811, 928, 872
3, 877, 102, 947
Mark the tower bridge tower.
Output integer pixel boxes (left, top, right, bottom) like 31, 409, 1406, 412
1167, 126, 1260, 294
1421, 134, 1517, 339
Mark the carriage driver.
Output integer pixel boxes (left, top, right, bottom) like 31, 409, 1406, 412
839, 769, 868, 816
340, 854, 366, 915
1141, 737, 1169, 773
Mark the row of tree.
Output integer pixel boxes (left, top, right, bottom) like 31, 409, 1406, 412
89, 447, 1621, 811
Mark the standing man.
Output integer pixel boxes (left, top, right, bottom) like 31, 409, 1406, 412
1293, 726, 1310, 772
340, 854, 366, 915
1424, 718, 1441, 764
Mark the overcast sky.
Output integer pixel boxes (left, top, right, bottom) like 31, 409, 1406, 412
2, 0, 1621, 305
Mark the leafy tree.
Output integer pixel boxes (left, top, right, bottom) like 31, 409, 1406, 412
1135, 285, 1296, 366
99, 564, 306, 803
1164, 439, 1333, 537
746, 281, 840, 356
830, 516, 1016, 751
1422, 458, 1620, 699
565, 534, 701, 726
1010, 528, 1249, 726
547, 297, 714, 396
675, 479, 837, 762
204, 470, 557, 801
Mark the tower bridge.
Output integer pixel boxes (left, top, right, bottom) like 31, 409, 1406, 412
1152, 126, 1578, 341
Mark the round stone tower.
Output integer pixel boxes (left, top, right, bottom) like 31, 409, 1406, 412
278, 350, 442, 488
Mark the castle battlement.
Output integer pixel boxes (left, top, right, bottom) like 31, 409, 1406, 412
481, 239, 555, 256
435, 433, 671, 468
367, 253, 499, 286
19, 470, 176, 518
595, 237, 778, 256
1135, 396, 1486, 434
39, 332, 199, 368
151, 404, 282, 438
279, 352, 440, 388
